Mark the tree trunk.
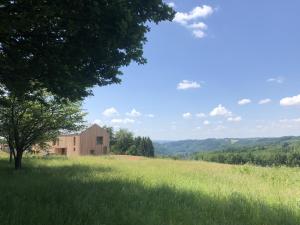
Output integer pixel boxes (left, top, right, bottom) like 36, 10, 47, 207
14, 150, 23, 170
9, 148, 16, 164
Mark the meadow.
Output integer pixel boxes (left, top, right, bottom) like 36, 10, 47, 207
0, 152, 299, 225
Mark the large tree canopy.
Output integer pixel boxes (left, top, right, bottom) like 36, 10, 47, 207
0, 0, 174, 100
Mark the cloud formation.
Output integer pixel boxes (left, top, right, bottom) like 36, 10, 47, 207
177, 80, 201, 90
279, 118, 300, 123
210, 105, 232, 117
167, 2, 175, 8
228, 116, 242, 122
173, 5, 214, 38
93, 119, 104, 126
259, 98, 271, 105
203, 120, 210, 125
102, 107, 119, 117
111, 118, 135, 124
267, 77, 284, 84
174, 5, 213, 25
238, 99, 251, 105
183, 112, 192, 119
280, 94, 300, 106
196, 113, 206, 118
145, 114, 155, 118
126, 109, 142, 117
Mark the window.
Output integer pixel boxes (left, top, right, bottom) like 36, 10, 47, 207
73, 148, 76, 152
73, 137, 76, 146
53, 138, 60, 146
96, 136, 103, 145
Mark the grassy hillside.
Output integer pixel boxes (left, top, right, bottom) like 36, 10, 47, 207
0, 152, 299, 225
154, 136, 300, 156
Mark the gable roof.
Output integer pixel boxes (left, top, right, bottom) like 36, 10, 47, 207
60, 124, 106, 137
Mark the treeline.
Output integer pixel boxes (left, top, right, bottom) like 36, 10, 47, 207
106, 128, 154, 157
192, 143, 300, 167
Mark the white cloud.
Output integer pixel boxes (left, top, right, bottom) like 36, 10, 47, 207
102, 107, 119, 117
174, 5, 213, 25
126, 108, 142, 117
259, 98, 271, 105
173, 5, 214, 39
167, 2, 175, 8
203, 120, 210, 125
279, 118, 300, 123
111, 118, 135, 124
196, 113, 206, 118
280, 94, 300, 106
177, 80, 201, 90
267, 77, 284, 84
93, 119, 104, 126
238, 99, 251, 105
189, 22, 207, 29
190, 22, 207, 38
183, 112, 192, 119
145, 114, 155, 118
192, 30, 206, 38
228, 116, 242, 122
210, 104, 232, 117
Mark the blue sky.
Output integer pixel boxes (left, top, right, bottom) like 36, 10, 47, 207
84, 0, 300, 140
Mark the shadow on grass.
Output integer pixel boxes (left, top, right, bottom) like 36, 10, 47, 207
0, 158, 298, 225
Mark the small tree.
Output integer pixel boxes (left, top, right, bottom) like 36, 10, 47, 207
0, 92, 85, 169
113, 129, 134, 154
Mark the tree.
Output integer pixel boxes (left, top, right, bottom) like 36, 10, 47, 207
112, 129, 134, 154
0, 92, 85, 169
146, 137, 155, 157
0, 0, 175, 100
103, 126, 116, 146
134, 136, 143, 156
134, 136, 154, 157
126, 145, 138, 156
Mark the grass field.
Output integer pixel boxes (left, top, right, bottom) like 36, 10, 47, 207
0, 152, 299, 225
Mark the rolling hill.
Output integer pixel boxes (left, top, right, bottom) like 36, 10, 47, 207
154, 136, 300, 156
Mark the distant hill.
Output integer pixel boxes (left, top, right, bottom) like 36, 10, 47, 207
154, 136, 300, 156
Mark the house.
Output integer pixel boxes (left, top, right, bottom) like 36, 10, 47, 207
48, 124, 110, 156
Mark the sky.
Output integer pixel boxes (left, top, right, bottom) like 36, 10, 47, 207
83, 0, 300, 140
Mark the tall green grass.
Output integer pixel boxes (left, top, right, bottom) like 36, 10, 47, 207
0, 153, 299, 225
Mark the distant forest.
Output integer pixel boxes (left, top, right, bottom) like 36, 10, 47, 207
192, 144, 300, 167
154, 137, 300, 167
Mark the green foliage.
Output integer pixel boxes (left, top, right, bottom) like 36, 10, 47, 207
0, 154, 299, 225
112, 129, 134, 154
0, 0, 175, 100
192, 143, 300, 167
127, 145, 138, 156
103, 126, 116, 146
0, 91, 85, 169
111, 129, 154, 157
